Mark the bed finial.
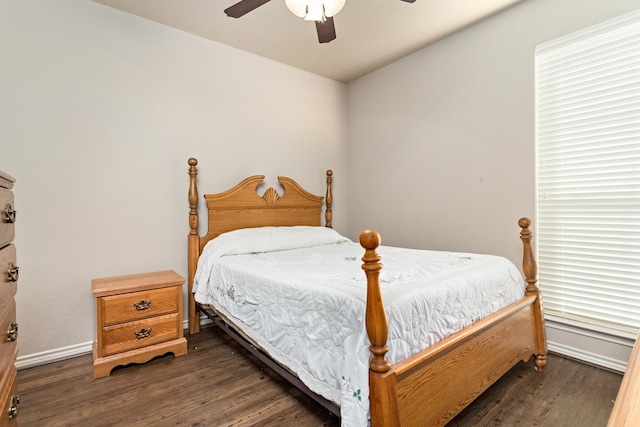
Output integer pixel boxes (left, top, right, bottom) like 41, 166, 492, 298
360, 230, 390, 374
518, 217, 538, 294
325, 170, 333, 228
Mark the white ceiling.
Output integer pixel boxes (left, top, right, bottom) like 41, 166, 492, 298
93, 0, 525, 83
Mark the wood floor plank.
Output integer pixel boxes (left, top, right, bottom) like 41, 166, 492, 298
17, 326, 622, 426
449, 354, 622, 426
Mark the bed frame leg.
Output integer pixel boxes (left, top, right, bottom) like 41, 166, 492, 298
519, 217, 548, 372
535, 354, 547, 371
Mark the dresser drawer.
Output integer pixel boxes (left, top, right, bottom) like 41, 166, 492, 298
0, 363, 18, 427
0, 189, 15, 249
0, 304, 17, 377
0, 245, 17, 317
100, 286, 180, 326
102, 312, 181, 356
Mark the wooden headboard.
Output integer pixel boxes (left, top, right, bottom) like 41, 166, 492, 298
186, 157, 333, 333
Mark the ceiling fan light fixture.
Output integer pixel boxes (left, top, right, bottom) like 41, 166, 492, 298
285, 0, 345, 22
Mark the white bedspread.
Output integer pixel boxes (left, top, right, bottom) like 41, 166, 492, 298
193, 227, 525, 427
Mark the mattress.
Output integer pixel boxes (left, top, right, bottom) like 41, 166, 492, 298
193, 226, 525, 427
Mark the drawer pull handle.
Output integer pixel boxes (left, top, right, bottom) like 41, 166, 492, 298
7, 263, 18, 282
7, 322, 18, 342
4, 204, 16, 224
8, 395, 19, 419
134, 327, 152, 339
133, 299, 151, 310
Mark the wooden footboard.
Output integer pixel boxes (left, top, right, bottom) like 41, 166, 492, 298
361, 219, 547, 427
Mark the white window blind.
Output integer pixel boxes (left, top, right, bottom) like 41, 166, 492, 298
535, 9, 640, 338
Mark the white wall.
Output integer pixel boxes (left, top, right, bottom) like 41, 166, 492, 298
0, 1, 348, 361
347, 0, 639, 266
346, 0, 639, 370
2, 0, 637, 370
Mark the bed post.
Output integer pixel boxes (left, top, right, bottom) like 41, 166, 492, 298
519, 217, 547, 371
325, 170, 333, 228
188, 158, 201, 334
361, 230, 401, 427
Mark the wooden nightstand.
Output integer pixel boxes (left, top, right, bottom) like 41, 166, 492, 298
92, 270, 188, 379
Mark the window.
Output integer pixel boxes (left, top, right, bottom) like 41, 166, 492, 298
535, 9, 640, 338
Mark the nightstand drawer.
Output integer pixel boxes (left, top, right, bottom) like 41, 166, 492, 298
101, 286, 179, 326
0, 189, 15, 249
102, 312, 181, 356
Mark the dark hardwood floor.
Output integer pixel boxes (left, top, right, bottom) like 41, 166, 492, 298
18, 327, 622, 426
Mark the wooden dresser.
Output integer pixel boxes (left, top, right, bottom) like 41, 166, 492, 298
0, 171, 19, 426
92, 270, 187, 379
607, 332, 640, 426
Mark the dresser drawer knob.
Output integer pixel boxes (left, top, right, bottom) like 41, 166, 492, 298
133, 299, 151, 311
134, 327, 152, 339
4, 204, 16, 224
8, 395, 19, 419
7, 322, 18, 342
7, 263, 18, 282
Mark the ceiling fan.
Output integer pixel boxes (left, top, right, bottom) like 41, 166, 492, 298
224, 0, 416, 44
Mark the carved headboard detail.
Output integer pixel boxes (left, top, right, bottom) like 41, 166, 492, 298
186, 157, 333, 333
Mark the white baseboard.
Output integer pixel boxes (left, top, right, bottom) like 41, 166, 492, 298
546, 318, 635, 373
16, 341, 93, 370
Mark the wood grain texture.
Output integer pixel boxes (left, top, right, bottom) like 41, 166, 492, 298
102, 313, 181, 356
93, 270, 186, 378
92, 338, 187, 380
450, 352, 621, 427
91, 270, 185, 297
394, 300, 538, 426
0, 188, 15, 248
0, 245, 17, 317
21, 327, 337, 427
200, 174, 324, 250
607, 333, 640, 426
186, 158, 333, 336
0, 305, 17, 377
100, 286, 180, 326
186, 160, 549, 427
0, 352, 17, 427
17, 328, 622, 427
362, 219, 547, 427
187, 158, 200, 335
0, 172, 17, 427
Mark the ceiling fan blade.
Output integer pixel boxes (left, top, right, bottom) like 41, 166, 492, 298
224, 0, 271, 18
316, 17, 337, 43
400, 0, 416, 2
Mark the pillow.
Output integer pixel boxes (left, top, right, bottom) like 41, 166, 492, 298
193, 226, 350, 292
208, 225, 349, 256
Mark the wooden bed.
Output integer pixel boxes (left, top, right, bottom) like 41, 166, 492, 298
186, 157, 547, 426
